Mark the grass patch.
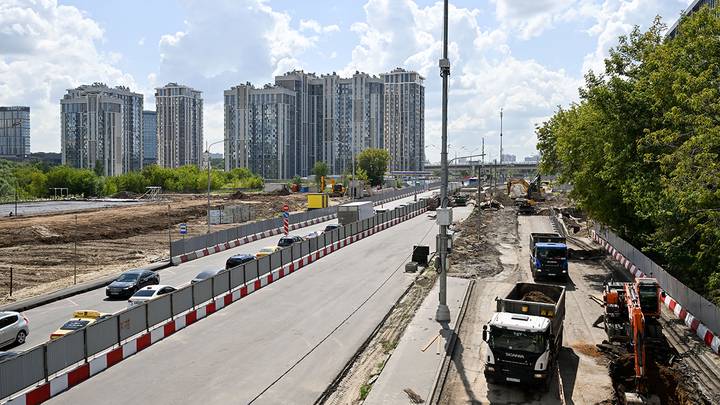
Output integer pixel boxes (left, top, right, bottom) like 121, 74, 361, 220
359, 383, 372, 400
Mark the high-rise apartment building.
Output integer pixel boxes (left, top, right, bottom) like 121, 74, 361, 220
383, 68, 425, 172
0, 106, 30, 158
667, 0, 715, 38
155, 83, 203, 168
142, 110, 157, 166
60, 83, 143, 175
226, 70, 390, 178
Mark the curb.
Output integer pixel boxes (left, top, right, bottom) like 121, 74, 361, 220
3, 207, 427, 405
592, 231, 720, 355
0, 261, 171, 313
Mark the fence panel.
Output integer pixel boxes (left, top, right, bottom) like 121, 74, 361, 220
85, 317, 119, 357
172, 286, 193, 316
257, 255, 271, 277
309, 237, 318, 254
213, 271, 230, 297
119, 304, 147, 341
301, 239, 310, 257
281, 247, 292, 265
245, 260, 259, 281
269, 251, 282, 271
46, 330, 85, 375
230, 264, 246, 289
147, 295, 172, 328
0, 345, 45, 399
192, 278, 213, 305
291, 243, 301, 260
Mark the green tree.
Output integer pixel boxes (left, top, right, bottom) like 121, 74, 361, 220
357, 148, 389, 187
312, 161, 329, 189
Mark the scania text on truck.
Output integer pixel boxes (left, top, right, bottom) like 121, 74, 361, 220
529, 233, 568, 280
337, 201, 374, 225
482, 283, 566, 390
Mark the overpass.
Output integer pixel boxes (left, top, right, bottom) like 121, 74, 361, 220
425, 161, 540, 180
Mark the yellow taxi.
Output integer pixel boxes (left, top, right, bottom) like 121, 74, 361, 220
255, 246, 281, 259
50, 310, 111, 340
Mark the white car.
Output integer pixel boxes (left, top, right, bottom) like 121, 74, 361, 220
128, 285, 176, 307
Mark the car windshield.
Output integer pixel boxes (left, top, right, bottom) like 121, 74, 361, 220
537, 248, 566, 259
489, 327, 546, 354
133, 289, 156, 297
278, 238, 293, 247
116, 273, 139, 282
61, 320, 90, 331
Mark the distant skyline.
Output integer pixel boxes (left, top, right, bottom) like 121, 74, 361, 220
0, 0, 691, 163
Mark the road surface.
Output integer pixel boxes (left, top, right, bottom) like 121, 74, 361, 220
9, 191, 435, 351
44, 204, 471, 404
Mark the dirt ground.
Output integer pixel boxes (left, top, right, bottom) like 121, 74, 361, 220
0, 192, 312, 304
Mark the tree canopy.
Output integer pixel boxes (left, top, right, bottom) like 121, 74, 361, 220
357, 148, 389, 187
536, 8, 720, 303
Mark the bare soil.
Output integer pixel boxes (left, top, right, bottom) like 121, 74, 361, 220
0, 192, 311, 304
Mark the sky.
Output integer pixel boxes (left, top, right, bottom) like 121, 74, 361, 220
0, 0, 691, 164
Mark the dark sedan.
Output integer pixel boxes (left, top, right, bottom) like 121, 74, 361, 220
105, 270, 159, 299
225, 254, 255, 270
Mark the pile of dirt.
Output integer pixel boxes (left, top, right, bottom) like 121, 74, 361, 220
609, 354, 702, 405
112, 191, 140, 199
229, 190, 247, 199
521, 291, 556, 303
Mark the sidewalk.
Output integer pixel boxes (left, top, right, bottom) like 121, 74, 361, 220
365, 276, 470, 404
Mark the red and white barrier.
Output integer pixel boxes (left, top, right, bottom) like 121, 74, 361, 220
592, 231, 720, 355
4, 206, 427, 405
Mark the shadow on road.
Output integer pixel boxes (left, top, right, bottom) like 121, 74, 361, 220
558, 346, 580, 405
448, 335, 482, 404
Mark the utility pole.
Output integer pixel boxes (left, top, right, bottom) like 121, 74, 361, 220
477, 138, 486, 242
206, 145, 211, 234
436, 0, 451, 323
14, 179, 18, 217
74, 214, 78, 285
499, 108, 504, 184
167, 204, 172, 259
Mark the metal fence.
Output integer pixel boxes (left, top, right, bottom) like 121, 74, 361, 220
171, 184, 436, 257
0, 199, 427, 401
594, 224, 720, 335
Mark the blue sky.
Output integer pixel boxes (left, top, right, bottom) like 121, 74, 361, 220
0, 0, 690, 162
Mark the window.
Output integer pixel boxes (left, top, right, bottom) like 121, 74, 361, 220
0, 316, 18, 329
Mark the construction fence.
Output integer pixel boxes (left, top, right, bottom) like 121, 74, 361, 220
0, 199, 427, 402
594, 224, 720, 335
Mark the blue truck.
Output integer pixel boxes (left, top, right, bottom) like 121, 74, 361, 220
529, 233, 568, 280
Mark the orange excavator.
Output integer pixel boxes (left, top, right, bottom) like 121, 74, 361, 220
602, 278, 662, 404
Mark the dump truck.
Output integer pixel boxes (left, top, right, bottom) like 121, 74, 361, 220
529, 233, 568, 280
482, 283, 566, 390
337, 201, 374, 225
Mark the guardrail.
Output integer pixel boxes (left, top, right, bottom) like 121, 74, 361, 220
170, 184, 439, 261
592, 224, 720, 353
0, 199, 428, 403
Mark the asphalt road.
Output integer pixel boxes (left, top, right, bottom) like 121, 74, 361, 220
0, 200, 144, 217
45, 204, 471, 404
9, 191, 436, 351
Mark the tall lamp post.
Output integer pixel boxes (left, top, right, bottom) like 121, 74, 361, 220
436, 0, 451, 322
206, 139, 225, 234
499, 108, 504, 183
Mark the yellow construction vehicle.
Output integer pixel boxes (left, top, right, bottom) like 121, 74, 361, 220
329, 180, 345, 197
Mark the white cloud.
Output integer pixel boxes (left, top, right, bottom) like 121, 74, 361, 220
492, 0, 592, 40
299, 19, 340, 34
138, 37, 145, 46
0, 0, 137, 152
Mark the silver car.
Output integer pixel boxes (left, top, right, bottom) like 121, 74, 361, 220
0, 311, 29, 348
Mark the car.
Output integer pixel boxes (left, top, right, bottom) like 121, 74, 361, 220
225, 253, 255, 270
50, 310, 110, 340
304, 231, 322, 239
323, 223, 341, 232
128, 285, 177, 306
106, 270, 159, 299
191, 268, 225, 284
255, 246, 281, 259
277, 235, 304, 247
0, 311, 29, 348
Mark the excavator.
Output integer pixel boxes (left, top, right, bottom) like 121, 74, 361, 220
602, 278, 662, 404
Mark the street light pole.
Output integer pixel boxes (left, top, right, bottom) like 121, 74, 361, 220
206, 139, 225, 234
436, 0, 451, 322
499, 108, 504, 184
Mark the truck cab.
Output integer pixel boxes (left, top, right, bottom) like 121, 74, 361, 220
483, 313, 555, 387
530, 233, 568, 280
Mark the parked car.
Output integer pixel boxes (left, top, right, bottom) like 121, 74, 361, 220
225, 254, 255, 270
0, 351, 18, 362
50, 310, 110, 340
323, 223, 341, 232
128, 285, 177, 306
0, 311, 29, 348
191, 268, 225, 284
255, 246, 281, 259
277, 235, 304, 247
106, 270, 159, 299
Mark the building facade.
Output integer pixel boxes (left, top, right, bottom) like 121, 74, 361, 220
60, 84, 143, 176
383, 68, 425, 172
142, 110, 157, 166
667, 0, 716, 38
225, 70, 392, 178
155, 83, 203, 168
0, 106, 30, 158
